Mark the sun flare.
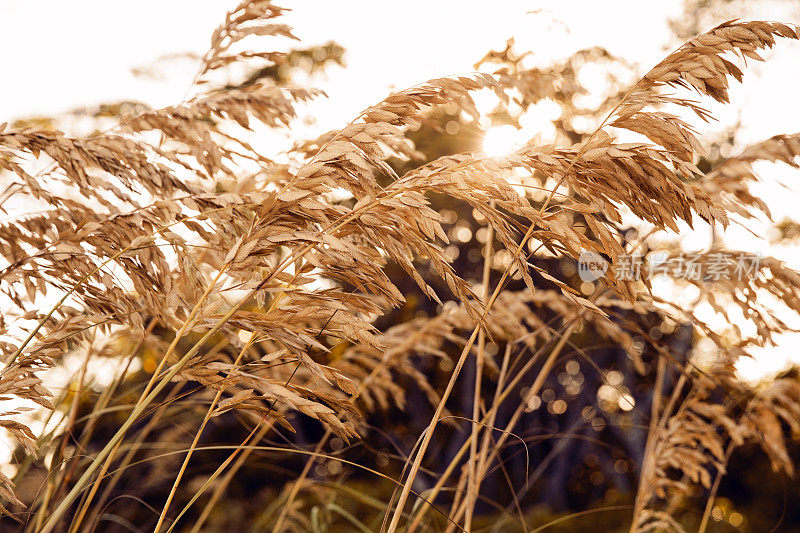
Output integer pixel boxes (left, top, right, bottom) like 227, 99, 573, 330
482, 125, 524, 156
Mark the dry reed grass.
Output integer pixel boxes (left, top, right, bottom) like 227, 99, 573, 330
0, 3, 799, 531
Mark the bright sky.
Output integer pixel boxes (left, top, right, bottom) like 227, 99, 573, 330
0, 0, 686, 122
2, 1, 797, 136
2, 0, 800, 383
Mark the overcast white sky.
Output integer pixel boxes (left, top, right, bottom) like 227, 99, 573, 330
2, 0, 800, 379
